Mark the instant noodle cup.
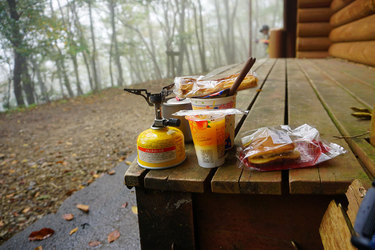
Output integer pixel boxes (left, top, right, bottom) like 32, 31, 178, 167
186, 115, 225, 168
190, 95, 236, 150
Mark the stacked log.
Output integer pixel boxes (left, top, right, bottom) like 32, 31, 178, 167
330, 0, 375, 27
331, 0, 354, 12
296, 0, 333, 58
329, 0, 375, 66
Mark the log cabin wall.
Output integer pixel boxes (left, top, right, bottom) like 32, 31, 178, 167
329, 0, 375, 66
296, 0, 333, 58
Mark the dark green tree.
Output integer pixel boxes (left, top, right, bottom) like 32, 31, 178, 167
0, 0, 48, 106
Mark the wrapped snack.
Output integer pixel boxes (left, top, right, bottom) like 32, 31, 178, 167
173, 63, 258, 98
238, 124, 346, 171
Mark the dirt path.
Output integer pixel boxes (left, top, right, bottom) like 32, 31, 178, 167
0, 80, 170, 244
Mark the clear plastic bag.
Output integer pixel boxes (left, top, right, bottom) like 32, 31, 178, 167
173, 63, 258, 98
237, 124, 346, 171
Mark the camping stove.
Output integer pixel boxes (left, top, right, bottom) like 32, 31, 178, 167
124, 84, 186, 169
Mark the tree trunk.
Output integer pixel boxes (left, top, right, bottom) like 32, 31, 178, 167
31, 58, 50, 102
184, 45, 193, 75
7, 0, 28, 106
249, 0, 252, 57
57, 56, 74, 97
71, 1, 94, 91
125, 55, 142, 83
56, 63, 65, 98
109, 39, 114, 87
122, 22, 163, 80
21, 59, 35, 105
196, 0, 208, 72
71, 54, 83, 95
13, 51, 25, 106
88, 0, 100, 91
176, 0, 186, 76
188, 43, 198, 73
109, 0, 124, 86
57, 0, 83, 96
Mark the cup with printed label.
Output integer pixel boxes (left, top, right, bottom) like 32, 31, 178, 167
186, 114, 225, 168
190, 94, 236, 151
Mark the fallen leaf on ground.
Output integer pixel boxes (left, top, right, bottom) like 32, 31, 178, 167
93, 174, 100, 179
34, 246, 43, 250
76, 204, 89, 213
36, 195, 50, 200
22, 207, 31, 214
63, 213, 74, 221
121, 202, 128, 208
69, 227, 78, 235
29, 228, 55, 241
88, 240, 101, 247
66, 189, 77, 196
107, 230, 120, 243
6, 193, 14, 199
0, 220, 4, 227
131, 206, 138, 215
118, 157, 126, 162
125, 160, 132, 165
108, 170, 115, 175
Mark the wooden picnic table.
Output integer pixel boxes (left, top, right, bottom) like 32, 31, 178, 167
125, 58, 374, 250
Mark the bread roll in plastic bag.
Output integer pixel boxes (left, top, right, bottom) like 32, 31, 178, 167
237, 124, 346, 171
173, 63, 258, 98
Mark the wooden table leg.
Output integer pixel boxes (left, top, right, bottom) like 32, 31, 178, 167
135, 188, 196, 250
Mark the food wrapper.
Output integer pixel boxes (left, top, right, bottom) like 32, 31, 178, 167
173, 63, 258, 98
237, 124, 346, 171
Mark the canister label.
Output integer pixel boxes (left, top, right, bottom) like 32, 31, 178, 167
138, 146, 176, 163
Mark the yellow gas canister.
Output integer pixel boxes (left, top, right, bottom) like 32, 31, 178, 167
137, 127, 185, 169
124, 84, 187, 170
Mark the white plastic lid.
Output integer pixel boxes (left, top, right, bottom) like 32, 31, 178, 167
165, 98, 191, 106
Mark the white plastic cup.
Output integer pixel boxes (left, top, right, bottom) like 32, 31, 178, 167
186, 115, 226, 168
190, 95, 236, 150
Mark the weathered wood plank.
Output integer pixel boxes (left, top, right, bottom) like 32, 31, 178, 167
297, 59, 373, 182
235, 58, 268, 111
323, 58, 375, 88
287, 59, 321, 194
345, 179, 366, 224
310, 59, 375, 109
211, 59, 279, 194
124, 159, 148, 188
319, 200, 355, 250
288, 59, 370, 194
144, 144, 212, 193
235, 58, 268, 127
237, 59, 286, 194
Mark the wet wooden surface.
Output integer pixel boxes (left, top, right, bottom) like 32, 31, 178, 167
125, 58, 374, 249
125, 58, 373, 194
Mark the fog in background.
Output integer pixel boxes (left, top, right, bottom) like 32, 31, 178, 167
0, 0, 283, 111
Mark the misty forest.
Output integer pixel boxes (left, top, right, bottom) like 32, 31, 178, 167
0, 0, 283, 111
0, 0, 283, 244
